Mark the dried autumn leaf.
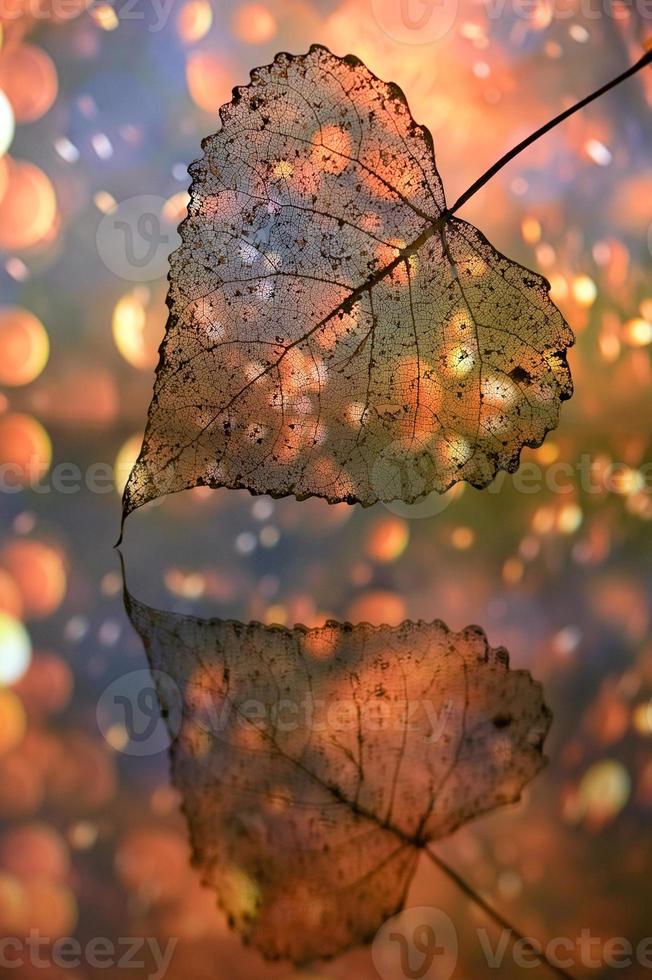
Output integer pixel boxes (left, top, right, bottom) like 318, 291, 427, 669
125, 591, 551, 963
122, 44, 573, 523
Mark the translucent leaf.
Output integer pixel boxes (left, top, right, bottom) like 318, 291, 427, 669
122, 44, 572, 522
125, 591, 551, 963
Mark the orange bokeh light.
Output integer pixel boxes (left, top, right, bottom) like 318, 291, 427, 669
1, 540, 67, 619
0, 155, 8, 202
46, 733, 115, 810
114, 433, 143, 494
0, 159, 57, 251
0, 690, 26, 757
186, 51, 232, 113
0, 44, 58, 123
0, 752, 44, 819
177, 0, 212, 43
366, 515, 409, 563
0, 823, 69, 881
346, 590, 407, 625
112, 291, 162, 370
115, 829, 189, 901
622, 317, 652, 347
0, 872, 28, 933
21, 878, 77, 937
232, 3, 277, 44
0, 569, 23, 619
0, 413, 52, 487
0, 307, 49, 386
32, 366, 118, 424
14, 652, 73, 717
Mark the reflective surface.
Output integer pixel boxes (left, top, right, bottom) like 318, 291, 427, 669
0, 1, 651, 977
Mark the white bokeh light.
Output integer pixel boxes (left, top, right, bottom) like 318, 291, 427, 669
0, 612, 32, 685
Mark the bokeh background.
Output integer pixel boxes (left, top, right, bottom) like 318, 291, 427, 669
0, 0, 651, 976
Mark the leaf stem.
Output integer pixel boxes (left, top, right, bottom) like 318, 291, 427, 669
425, 846, 575, 979
449, 47, 652, 216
